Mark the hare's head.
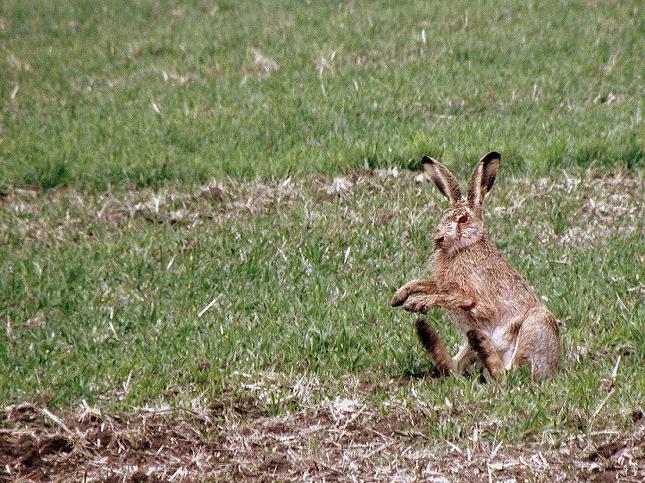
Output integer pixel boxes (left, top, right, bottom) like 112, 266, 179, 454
421, 152, 500, 255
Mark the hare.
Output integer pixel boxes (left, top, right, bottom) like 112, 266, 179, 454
392, 152, 560, 380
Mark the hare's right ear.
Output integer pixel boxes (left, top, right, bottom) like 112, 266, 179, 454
421, 156, 463, 205
467, 151, 500, 210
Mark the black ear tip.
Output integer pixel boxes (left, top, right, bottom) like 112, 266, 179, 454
480, 151, 501, 166
421, 155, 434, 165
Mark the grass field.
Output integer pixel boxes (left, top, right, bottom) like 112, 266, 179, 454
1, 0, 643, 190
1, 0, 644, 480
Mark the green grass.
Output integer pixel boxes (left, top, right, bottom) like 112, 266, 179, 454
1, 172, 643, 441
0, 0, 643, 447
0, 0, 643, 191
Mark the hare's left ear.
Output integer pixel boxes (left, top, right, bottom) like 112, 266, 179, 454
421, 156, 463, 205
467, 151, 500, 210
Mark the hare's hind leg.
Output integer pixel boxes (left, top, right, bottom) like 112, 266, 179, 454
415, 319, 455, 375
511, 309, 560, 379
466, 330, 505, 381
452, 343, 478, 375
415, 320, 478, 376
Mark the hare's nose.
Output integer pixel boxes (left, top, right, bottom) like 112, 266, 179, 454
433, 235, 444, 247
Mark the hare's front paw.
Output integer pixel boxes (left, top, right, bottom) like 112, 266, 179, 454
392, 286, 412, 307
392, 279, 436, 307
403, 294, 432, 314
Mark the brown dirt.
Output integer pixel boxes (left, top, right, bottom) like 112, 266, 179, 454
1, 402, 643, 482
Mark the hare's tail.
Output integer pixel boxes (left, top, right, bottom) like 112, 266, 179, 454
415, 319, 454, 373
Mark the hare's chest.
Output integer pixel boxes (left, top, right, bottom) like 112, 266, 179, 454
432, 257, 486, 294
447, 311, 474, 333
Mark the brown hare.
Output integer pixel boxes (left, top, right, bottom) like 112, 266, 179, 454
392, 152, 560, 381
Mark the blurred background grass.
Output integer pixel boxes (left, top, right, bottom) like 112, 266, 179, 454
1, 0, 642, 191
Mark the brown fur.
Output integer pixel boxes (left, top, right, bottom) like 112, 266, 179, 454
415, 319, 453, 375
466, 329, 505, 381
392, 152, 561, 380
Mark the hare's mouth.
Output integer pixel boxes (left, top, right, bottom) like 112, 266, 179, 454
433, 236, 445, 248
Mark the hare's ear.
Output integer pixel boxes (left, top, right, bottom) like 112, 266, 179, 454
421, 156, 463, 205
467, 151, 500, 209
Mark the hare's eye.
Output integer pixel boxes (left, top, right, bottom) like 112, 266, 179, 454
457, 214, 469, 224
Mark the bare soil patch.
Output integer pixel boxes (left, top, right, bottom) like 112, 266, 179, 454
2, 401, 643, 481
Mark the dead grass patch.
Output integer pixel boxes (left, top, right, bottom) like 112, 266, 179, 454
1, 400, 643, 481
1, 169, 642, 249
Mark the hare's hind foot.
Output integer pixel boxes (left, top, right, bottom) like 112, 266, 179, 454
466, 329, 506, 382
